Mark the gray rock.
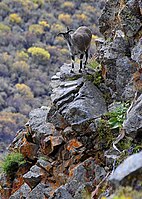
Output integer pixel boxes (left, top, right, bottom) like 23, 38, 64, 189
65, 180, 81, 197
49, 158, 106, 199
74, 184, 92, 199
51, 77, 83, 104
123, 94, 142, 137
121, 81, 135, 101
47, 105, 68, 129
131, 38, 142, 65
72, 158, 106, 184
109, 151, 142, 187
60, 64, 82, 80
62, 81, 107, 126
119, 2, 141, 37
99, 0, 120, 35
49, 186, 74, 199
9, 183, 30, 199
23, 165, 42, 189
29, 107, 55, 142
116, 56, 136, 98
37, 159, 52, 172
27, 183, 51, 199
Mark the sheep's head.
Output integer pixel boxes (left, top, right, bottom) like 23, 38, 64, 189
57, 27, 74, 40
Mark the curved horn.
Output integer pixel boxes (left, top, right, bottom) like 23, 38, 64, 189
57, 32, 65, 37
66, 29, 74, 34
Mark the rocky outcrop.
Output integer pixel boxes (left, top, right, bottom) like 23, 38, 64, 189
48, 64, 107, 129
0, 0, 142, 198
97, 0, 142, 101
1, 65, 107, 198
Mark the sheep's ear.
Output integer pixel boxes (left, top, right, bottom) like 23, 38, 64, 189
67, 27, 70, 31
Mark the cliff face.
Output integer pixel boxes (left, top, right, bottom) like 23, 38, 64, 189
0, 0, 142, 198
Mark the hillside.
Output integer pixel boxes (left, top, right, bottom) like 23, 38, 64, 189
0, 0, 105, 153
0, 0, 142, 198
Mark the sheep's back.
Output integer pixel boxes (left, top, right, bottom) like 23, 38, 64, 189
72, 32, 92, 52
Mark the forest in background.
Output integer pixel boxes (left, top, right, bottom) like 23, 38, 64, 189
0, 0, 105, 153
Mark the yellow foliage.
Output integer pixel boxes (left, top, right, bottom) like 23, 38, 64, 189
81, 5, 95, 12
27, 47, 50, 61
15, 83, 34, 98
0, 23, 11, 32
58, 13, 72, 25
51, 23, 64, 33
13, 61, 30, 72
1, 52, 11, 63
29, 24, 44, 35
39, 20, 50, 28
62, 1, 74, 8
16, 51, 29, 61
9, 13, 22, 24
13, 0, 37, 10
0, 112, 27, 125
0, 2, 9, 12
60, 48, 69, 55
75, 13, 88, 21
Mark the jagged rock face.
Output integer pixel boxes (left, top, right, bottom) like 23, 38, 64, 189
97, 0, 142, 100
6, 65, 107, 198
50, 158, 106, 199
9, 183, 31, 199
47, 64, 107, 128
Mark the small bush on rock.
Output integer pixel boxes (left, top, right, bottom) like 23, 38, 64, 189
0, 152, 25, 175
107, 103, 128, 130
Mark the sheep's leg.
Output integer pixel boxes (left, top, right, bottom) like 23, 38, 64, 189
71, 55, 75, 73
84, 49, 89, 68
79, 54, 84, 73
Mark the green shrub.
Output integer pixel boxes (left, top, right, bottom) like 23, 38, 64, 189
0, 152, 25, 175
107, 103, 128, 129
87, 59, 103, 86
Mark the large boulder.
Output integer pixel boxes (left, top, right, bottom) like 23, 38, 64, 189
109, 151, 142, 188
29, 107, 55, 142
